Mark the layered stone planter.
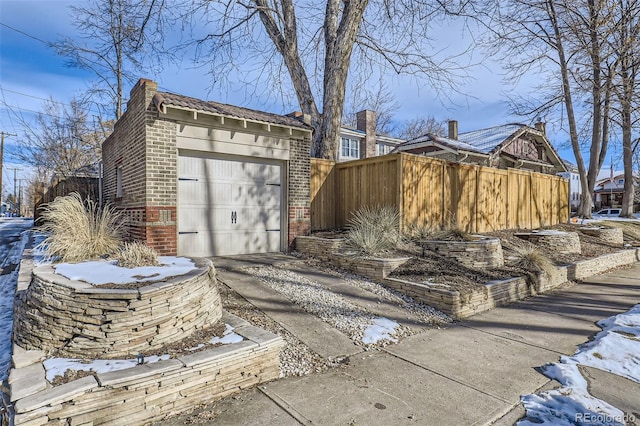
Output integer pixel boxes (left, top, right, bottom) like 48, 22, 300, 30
9, 250, 284, 425
516, 230, 581, 254
297, 235, 640, 319
9, 313, 283, 426
580, 226, 624, 247
420, 236, 504, 268
14, 259, 222, 358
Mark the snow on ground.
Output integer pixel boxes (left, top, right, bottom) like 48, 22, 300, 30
43, 355, 171, 382
519, 364, 625, 426
54, 256, 196, 285
43, 324, 243, 381
0, 220, 33, 383
519, 303, 640, 425
209, 323, 244, 345
362, 318, 399, 345
563, 305, 640, 383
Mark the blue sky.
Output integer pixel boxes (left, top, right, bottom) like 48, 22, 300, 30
1, 0, 614, 197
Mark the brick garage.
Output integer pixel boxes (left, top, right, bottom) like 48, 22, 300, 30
102, 78, 312, 256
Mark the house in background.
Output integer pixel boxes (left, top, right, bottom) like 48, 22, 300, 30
557, 160, 582, 211
594, 172, 626, 209
392, 121, 567, 175
338, 110, 404, 161
102, 78, 313, 257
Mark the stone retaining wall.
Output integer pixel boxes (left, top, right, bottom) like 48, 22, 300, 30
420, 237, 504, 268
295, 236, 409, 280
298, 236, 640, 319
519, 231, 582, 254
383, 276, 531, 319
9, 313, 283, 426
13, 259, 222, 358
579, 227, 624, 246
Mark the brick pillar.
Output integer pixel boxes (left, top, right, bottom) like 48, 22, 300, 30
288, 136, 312, 250
356, 110, 376, 158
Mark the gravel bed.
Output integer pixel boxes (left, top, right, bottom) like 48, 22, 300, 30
217, 281, 334, 377
243, 265, 436, 348
295, 258, 451, 326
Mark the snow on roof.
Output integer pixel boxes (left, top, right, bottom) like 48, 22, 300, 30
397, 134, 486, 154
457, 123, 525, 153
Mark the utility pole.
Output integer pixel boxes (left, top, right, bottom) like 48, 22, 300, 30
8, 167, 20, 213
18, 179, 22, 217
0, 132, 17, 202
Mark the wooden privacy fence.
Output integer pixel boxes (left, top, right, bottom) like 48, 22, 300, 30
310, 153, 569, 233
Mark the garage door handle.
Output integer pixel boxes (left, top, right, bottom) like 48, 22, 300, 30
178, 178, 198, 181
179, 231, 198, 235
231, 211, 237, 224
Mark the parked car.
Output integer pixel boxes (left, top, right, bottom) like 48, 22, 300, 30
593, 208, 621, 218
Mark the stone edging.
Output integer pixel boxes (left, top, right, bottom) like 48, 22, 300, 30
390, 249, 640, 318
9, 312, 284, 425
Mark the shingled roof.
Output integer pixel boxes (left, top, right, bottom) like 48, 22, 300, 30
152, 92, 311, 130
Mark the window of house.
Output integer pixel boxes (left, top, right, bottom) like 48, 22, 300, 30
116, 165, 123, 198
376, 143, 393, 155
340, 137, 360, 159
617, 179, 624, 185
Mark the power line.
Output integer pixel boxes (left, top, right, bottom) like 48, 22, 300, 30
0, 22, 52, 46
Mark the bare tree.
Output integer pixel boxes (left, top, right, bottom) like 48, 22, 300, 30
7, 97, 105, 181
185, 0, 483, 159
55, 0, 166, 119
607, 0, 640, 216
342, 81, 399, 135
396, 116, 447, 140
489, 0, 618, 217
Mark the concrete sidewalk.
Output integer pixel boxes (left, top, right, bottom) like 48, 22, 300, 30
173, 257, 640, 425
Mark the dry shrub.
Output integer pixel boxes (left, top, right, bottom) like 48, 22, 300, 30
345, 205, 401, 256
113, 241, 160, 268
38, 192, 124, 262
503, 239, 556, 276
431, 228, 475, 242
404, 222, 437, 240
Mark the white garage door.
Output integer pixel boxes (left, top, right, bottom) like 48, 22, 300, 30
178, 153, 282, 257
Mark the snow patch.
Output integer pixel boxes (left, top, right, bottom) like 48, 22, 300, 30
54, 256, 196, 285
209, 324, 244, 345
362, 317, 399, 344
519, 303, 640, 425
519, 364, 625, 426
43, 355, 171, 382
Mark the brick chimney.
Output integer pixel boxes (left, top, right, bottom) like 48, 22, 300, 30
356, 110, 376, 158
448, 120, 458, 140
535, 121, 546, 135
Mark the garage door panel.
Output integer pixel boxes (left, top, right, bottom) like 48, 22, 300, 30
178, 153, 282, 257
178, 230, 280, 257
178, 207, 230, 230
234, 207, 281, 230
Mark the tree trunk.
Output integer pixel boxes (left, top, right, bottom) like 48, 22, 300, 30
547, 0, 593, 217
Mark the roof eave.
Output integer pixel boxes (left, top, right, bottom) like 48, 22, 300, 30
153, 93, 312, 136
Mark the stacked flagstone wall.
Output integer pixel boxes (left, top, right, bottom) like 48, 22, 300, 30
9, 313, 283, 426
13, 258, 222, 358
